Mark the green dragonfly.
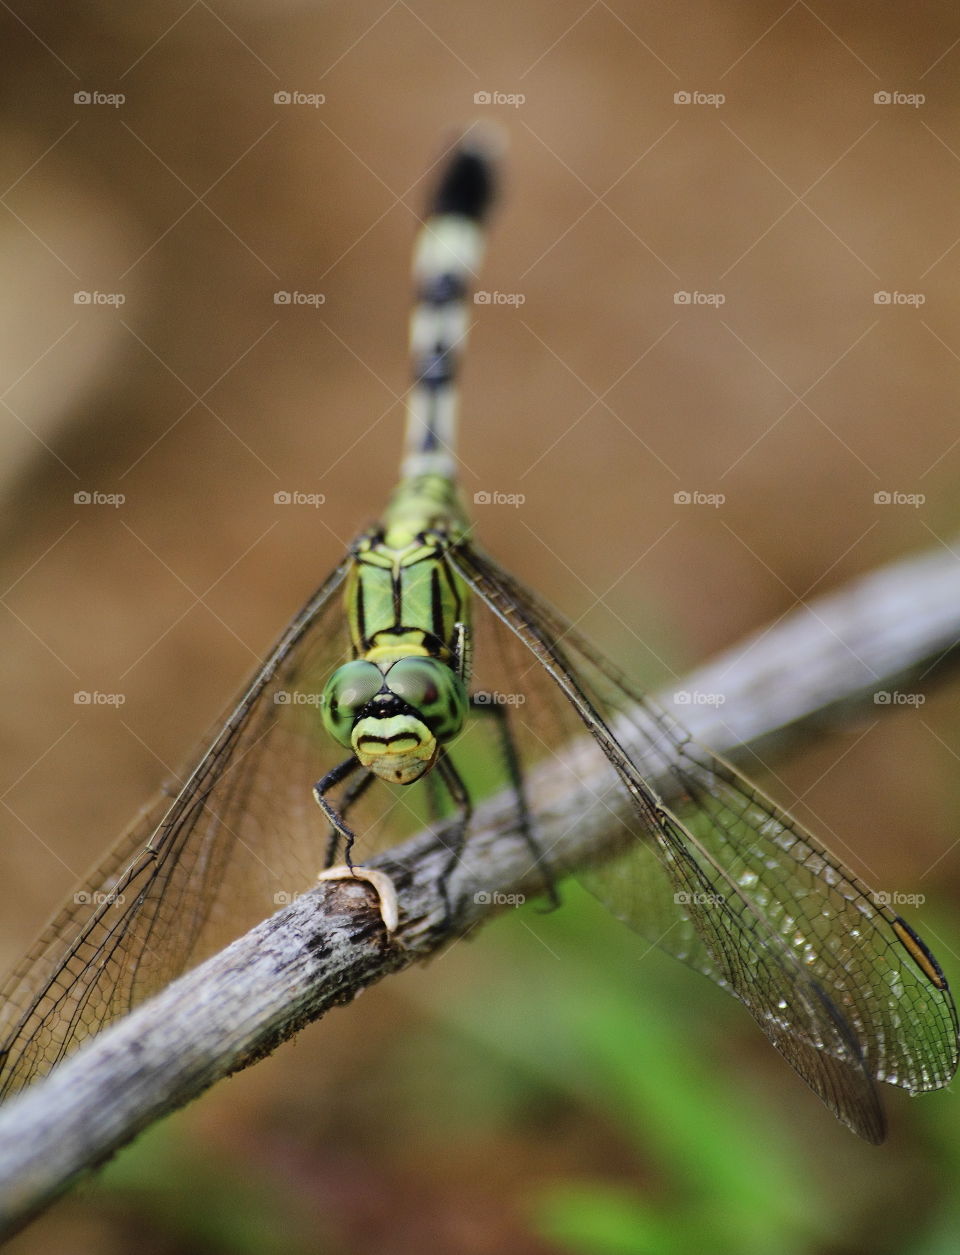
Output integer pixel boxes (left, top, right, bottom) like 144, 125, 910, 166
0, 133, 956, 1143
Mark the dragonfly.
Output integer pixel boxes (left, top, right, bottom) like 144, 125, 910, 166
0, 132, 956, 1144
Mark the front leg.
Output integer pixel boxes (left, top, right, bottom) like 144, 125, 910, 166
313, 756, 363, 867
322, 766, 376, 868
313, 756, 400, 936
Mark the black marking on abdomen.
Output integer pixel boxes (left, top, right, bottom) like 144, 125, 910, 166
419, 273, 466, 305
430, 144, 496, 222
415, 346, 454, 390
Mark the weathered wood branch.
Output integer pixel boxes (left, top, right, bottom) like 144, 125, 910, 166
1, 538, 959, 1235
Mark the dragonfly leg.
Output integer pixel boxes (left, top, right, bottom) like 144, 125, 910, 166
434, 750, 473, 918
452, 621, 471, 685
314, 759, 400, 936
423, 765, 448, 825
322, 768, 376, 868
469, 695, 559, 908
313, 756, 363, 866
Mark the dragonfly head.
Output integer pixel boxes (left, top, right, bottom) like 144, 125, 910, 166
321, 657, 467, 784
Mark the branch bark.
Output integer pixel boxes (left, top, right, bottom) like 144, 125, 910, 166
1, 538, 959, 1235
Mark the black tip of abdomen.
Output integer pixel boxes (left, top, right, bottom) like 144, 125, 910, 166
429, 129, 500, 223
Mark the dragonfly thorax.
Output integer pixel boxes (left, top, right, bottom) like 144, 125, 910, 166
321, 655, 467, 784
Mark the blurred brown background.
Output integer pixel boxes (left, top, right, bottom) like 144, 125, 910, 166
2, 2, 960, 1252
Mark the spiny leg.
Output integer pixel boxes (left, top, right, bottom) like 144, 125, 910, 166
322, 767, 376, 869
313, 755, 363, 867
470, 695, 558, 908
423, 764, 449, 826
314, 757, 400, 935
434, 749, 473, 918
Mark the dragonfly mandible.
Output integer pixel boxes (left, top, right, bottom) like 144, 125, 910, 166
0, 130, 956, 1143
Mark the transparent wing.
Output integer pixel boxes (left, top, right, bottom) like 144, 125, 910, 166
0, 556, 402, 1099
449, 540, 959, 1143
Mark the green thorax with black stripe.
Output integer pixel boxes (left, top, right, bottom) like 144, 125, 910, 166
348, 472, 471, 667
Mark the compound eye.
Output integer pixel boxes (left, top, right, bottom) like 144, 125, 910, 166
386, 658, 466, 741
386, 658, 441, 708
321, 661, 383, 747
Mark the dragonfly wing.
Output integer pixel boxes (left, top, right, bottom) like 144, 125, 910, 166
0, 558, 361, 1099
449, 540, 959, 1142
578, 837, 721, 981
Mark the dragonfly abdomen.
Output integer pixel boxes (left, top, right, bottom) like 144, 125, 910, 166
401, 131, 498, 483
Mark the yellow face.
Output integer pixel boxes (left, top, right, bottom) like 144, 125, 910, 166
321, 657, 466, 784
351, 712, 438, 784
